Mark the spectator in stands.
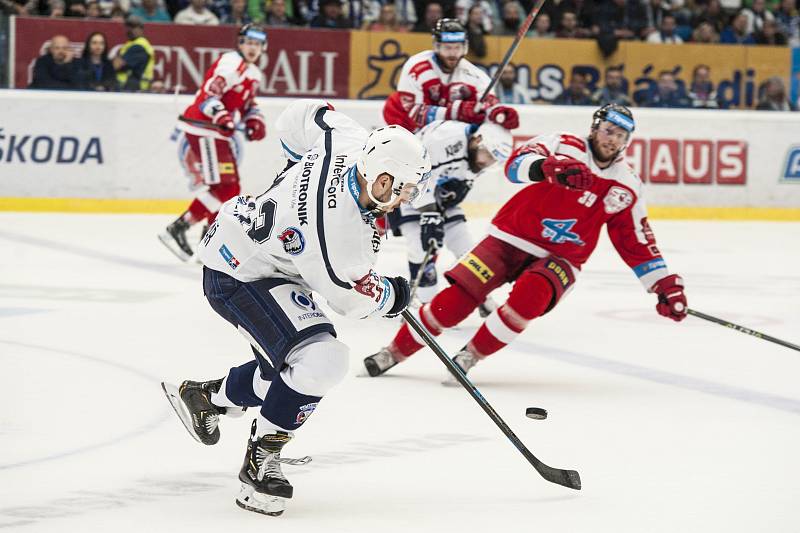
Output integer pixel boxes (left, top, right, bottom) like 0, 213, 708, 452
688, 64, 719, 108
174, 0, 220, 24
495, 0, 524, 36
364, 3, 409, 30
554, 72, 593, 105
466, 4, 489, 57
363, 0, 416, 28
556, 10, 590, 38
691, 19, 720, 42
113, 16, 155, 91
222, 0, 252, 22
310, 0, 351, 27
556, 0, 595, 30
85, 0, 101, 16
646, 13, 684, 42
66, 0, 87, 17
530, 12, 555, 37
263, 0, 295, 25
642, 70, 690, 107
742, 0, 775, 32
495, 63, 530, 104
692, 0, 727, 33
721, 10, 756, 42
592, 65, 632, 106
412, 1, 442, 32
49, 0, 65, 16
754, 17, 788, 42
0, 0, 37, 16
130, 0, 171, 21
29, 34, 76, 89
73, 31, 117, 91
756, 76, 798, 110
590, 0, 647, 41
109, 5, 126, 19
773, 0, 799, 44
642, 0, 671, 38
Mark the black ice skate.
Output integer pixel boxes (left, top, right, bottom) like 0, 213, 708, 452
161, 378, 225, 445
363, 347, 400, 377
236, 420, 311, 516
158, 218, 194, 261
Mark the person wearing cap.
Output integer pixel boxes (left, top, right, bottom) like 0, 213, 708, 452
383, 18, 519, 133
113, 16, 154, 91
363, 104, 689, 381
309, 0, 351, 28
158, 24, 268, 262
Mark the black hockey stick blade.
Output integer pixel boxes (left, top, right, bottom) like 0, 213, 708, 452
402, 309, 581, 490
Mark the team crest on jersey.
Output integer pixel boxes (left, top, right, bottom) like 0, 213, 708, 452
296, 402, 318, 425
603, 187, 633, 214
279, 227, 305, 255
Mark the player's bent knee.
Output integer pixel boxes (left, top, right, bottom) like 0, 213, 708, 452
512, 256, 577, 316
283, 334, 349, 397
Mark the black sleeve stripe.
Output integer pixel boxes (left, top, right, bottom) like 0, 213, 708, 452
431, 157, 468, 170
314, 107, 353, 290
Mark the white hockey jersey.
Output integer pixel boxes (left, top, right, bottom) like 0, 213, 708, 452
396, 120, 476, 224
198, 100, 399, 319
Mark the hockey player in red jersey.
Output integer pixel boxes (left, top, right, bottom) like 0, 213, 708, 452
363, 104, 689, 379
159, 24, 268, 262
382, 18, 519, 133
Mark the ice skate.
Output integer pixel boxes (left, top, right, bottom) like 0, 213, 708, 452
363, 347, 400, 377
442, 349, 482, 386
236, 421, 310, 516
161, 378, 225, 445
158, 218, 194, 261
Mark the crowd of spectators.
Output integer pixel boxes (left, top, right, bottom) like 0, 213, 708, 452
3, 0, 798, 46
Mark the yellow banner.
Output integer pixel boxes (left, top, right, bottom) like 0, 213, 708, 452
348, 33, 791, 109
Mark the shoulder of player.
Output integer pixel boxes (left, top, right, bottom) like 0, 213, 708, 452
456, 58, 491, 83
601, 158, 642, 193
403, 50, 437, 76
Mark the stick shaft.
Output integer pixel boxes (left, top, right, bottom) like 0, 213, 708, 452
479, 0, 548, 102
687, 308, 800, 352
409, 246, 434, 300
400, 309, 581, 490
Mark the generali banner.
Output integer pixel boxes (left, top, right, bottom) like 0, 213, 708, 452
11, 17, 350, 97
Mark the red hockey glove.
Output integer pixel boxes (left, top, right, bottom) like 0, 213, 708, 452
487, 105, 519, 130
541, 155, 595, 190
651, 274, 687, 322
245, 114, 266, 141
450, 100, 486, 124
211, 110, 235, 138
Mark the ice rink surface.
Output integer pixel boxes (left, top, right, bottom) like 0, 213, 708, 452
2, 213, 799, 532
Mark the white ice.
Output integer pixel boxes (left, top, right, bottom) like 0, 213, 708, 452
1, 213, 799, 532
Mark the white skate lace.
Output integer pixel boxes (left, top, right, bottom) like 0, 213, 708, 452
256, 447, 286, 482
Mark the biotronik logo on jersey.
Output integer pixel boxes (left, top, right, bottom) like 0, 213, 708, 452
279, 227, 305, 255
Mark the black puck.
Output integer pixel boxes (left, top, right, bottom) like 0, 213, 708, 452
525, 407, 548, 420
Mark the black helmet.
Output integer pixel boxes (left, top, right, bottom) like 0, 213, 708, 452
238, 23, 268, 48
592, 103, 635, 134
432, 18, 467, 43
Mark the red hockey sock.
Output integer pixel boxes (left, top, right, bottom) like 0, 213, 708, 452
186, 200, 211, 224
390, 283, 481, 358
468, 272, 552, 357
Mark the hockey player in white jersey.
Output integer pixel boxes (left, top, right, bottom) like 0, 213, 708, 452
160, 100, 430, 516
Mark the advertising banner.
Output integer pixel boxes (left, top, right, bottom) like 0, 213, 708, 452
11, 17, 350, 97
2, 91, 799, 214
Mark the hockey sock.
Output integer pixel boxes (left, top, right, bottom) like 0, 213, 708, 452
468, 272, 552, 357
258, 374, 322, 434
391, 283, 480, 357
186, 199, 212, 224
212, 360, 265, 408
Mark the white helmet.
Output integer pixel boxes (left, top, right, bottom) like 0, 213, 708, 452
474, 122, 514, 164
356, 125, 432, 209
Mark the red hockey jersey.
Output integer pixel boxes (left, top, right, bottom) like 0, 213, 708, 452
180, 51, 263, 140
498, 132, 671, 291
383, 50, 497, 132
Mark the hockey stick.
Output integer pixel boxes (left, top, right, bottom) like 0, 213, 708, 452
400, 309, 581, 490
178, 114, 245, 133
687, 308, 800, 353
409, 245, 435, 300
479, 0, 548, 103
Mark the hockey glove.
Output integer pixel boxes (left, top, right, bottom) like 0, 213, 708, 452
384, 276, 411, 318
211, 110, 236, 137
652, 274, 687, 322
419, 212, 445, 251
245, 114, 266, 141
435, 179, 472, 210
487, 105, 520, 130
449, 100, 486, 124
541, 155, 595, 190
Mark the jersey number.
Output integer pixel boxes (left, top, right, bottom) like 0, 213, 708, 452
247, 198, 277, 244
578, 191, 597, 207
541, 218, 585, 246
